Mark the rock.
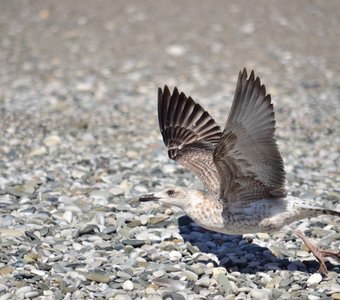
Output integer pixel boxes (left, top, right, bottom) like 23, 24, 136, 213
0, 266, 13, 276
195, 275, 210, 287
85, 270, 111, 283
169, 250, 182, 261
250, 288, 272, 300
180, 270, 198, 282
331, 293, 340, 300
122, 280, 134, 291
63, 210, 73, 223
307, 273, 323, 286
165, 45, 186, 57
153, 269, 165, 278
162, 292, 186, 300
43, 135, 61, 146
121, 239, 145, 247
29, 146, 47, 157
217, 272, 233, 295
15, 286, 32, 299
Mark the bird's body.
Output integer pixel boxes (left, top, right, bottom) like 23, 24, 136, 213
180, 193, 338, 235
140, 69, 339, 272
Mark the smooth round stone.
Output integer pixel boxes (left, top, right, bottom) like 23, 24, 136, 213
162, 292, 185, 300
117, 271, 132, 279
85, 270, 111, 283
180, 270, 198, 282
331, 293, 340, 300
307, 273, 323, 286
114, 294, 131, 300
296, 250, 310, 257
63, 211, 73, 223
308, 295, 321, 300
0, 293, 12, 300
153, 270, 165, 278
250, 288, 272, 300
169, 251, 182, 262
121, 239, 145, 247
195, 275, 210, 287
0, 284, 8, 292
139, 215, 148, 225
15, 286, 32, 299
122, 280, 134, 291
43, 135, 61, 146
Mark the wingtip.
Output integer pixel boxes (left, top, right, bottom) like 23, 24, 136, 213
163, 84, 170, 94
241, 68, 248, 78
172, 86, 179, 96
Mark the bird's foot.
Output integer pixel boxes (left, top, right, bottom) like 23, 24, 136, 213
294, 230, 339, 274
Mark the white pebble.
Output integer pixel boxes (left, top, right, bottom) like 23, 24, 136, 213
122, 280, 134, 291
15, 286, 32, 299
31, 269, 46, 276
195, 275, 210, 287
153, 270, 165, 278
250, 288, 272, 300
166, 45, 186, 57
63, 210, 73, 223
169, 250, 182, 261
307, 273, 323, 286
0, 293, 13, 300
139, 214, 148, 225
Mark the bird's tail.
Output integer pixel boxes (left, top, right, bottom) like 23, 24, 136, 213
299, 203, 340, 219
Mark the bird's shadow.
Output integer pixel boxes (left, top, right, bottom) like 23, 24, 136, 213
177, 216, 339, 274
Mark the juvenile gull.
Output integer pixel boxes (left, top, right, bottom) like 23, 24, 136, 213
140, 69, 339, 273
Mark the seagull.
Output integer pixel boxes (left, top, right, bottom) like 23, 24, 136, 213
139, 69, 340, 273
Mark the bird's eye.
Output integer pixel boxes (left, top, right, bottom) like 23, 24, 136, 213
167, 190, 174, 196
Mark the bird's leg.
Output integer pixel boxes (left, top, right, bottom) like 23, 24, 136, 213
294, 230, 340, 273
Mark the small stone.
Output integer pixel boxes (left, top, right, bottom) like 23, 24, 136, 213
331, 293, 340, 300
195, 275, 210, 287
122, 280, 134, 291
307, 273, 322, 286
153, 270, 165, 278
180, 270, 198, 282
250, 288, 272, 300
121, 239, 145, 247
308, 295, 321, 300
266, 276, 282, 289
0, 293, 12, 300
217, 272, 233, 295
85, 270, 111, 283
297, 250, 310, 257
257, 233, 270, 239
63, 210, 73, 223
169, 250, 182, 261
110, 187, 125, 196
117, 271, 132, 279
0, 266, 13, 276
166, 45, 186, 57
43, 135, 61, 146
15, 286, 32, 299
162, 292, 185, 300
29, 146, 47, 157
114, 295, 131, 300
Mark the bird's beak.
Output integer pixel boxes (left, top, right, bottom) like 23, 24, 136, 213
139, 194, 160, 202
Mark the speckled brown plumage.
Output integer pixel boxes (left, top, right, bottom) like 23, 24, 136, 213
141, 68, 340, 273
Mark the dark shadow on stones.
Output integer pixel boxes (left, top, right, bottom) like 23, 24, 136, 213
177, 216, 339, 274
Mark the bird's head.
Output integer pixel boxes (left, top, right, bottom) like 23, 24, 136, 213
139, 186, 200, 210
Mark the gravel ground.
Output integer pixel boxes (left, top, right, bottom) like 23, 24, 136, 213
1, 1, 340, 299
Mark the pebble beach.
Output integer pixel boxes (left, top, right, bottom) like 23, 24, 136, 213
0, 1, 339, 299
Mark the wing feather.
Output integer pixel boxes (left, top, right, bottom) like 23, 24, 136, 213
214, 69, 286, 206
158, 86, 222, 194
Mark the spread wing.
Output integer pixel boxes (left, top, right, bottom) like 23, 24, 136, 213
158, 85, 222, 194
213, 69, 286, 207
